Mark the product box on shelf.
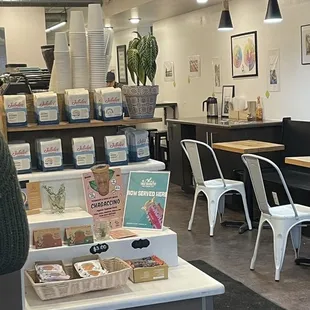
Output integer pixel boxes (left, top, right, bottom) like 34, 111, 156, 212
33, 92, 59, 125
93, 88, 105, 120
3, 94, 27, 127
8, 142, 31, 174
104, 135, 128, 166
101, 87, 123, 121
126, 256, 168, 283
36, 138, 63, 172
72, 136, 96, 169
65, 89, 90, 123
127, 130, 150, 162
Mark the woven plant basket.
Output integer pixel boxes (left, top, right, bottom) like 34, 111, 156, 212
25, 257, 131, 301
122, 85, 159, 119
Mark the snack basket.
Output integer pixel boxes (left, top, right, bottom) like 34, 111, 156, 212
25, 256, 131, 301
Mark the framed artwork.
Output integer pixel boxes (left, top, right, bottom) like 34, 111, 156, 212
117, 45, 128, 84
221, 85, 235, 117
268, 49, 280, 92
212, 57, 222, 93
231, 31, 258, 78
301, 24, 310, 65
164, 61, 175, 82
188, 55, 201, 77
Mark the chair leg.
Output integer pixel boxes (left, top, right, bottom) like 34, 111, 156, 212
205, 191, 220, 237
272, 223, 289, 282
239, 187, 252, 231
290, 224, 302, 259
218, 195, 225, 224
250, 216, 264, 271
188, 188, 200, 231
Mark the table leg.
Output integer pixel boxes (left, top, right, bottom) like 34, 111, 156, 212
202, 297, 214, 310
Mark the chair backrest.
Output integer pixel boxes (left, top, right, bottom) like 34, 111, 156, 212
242, 154, 298, 218
180, 139, 226, 187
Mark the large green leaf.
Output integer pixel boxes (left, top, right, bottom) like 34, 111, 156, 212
129, 37, 140, 50
127, 48, 139, 84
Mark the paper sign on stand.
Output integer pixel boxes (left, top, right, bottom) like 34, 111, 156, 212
82, 168, 125, 229
123, 171, 170, 230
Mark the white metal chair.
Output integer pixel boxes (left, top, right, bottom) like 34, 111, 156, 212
181, 139, 252, 237
242, 154, 310, 281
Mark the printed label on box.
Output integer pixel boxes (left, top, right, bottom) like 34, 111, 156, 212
33, 228, 62, 249
65, 225, 94, 246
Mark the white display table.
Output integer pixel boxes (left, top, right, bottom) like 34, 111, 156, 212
25, 258, 224, 310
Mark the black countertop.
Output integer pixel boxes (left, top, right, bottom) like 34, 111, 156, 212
167, 117, 282, 129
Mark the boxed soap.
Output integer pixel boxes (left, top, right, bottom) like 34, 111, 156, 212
36, 138, 63, 172
72, 136, 96, 169
104, 135, 128, 166
65, 89, 90, 123
8, 142, 31, 174
3, 95, 27, 127
34, 92, 59, 125
101, 87, 123, 121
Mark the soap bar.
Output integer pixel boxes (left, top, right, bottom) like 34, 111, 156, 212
72, 136, 95, 169
65, 89, 90, 123
100, 87, 123, 121
36, 138, 63, 172
34, 92, 59, 125
104, 135, 128, 166
3, 95, 27, 127
8, 143, 31, 174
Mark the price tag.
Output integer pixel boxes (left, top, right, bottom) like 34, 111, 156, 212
89, 243, 109, 255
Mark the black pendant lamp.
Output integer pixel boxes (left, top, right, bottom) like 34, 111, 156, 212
265, 0, 282, 23
218, 0, 233, 31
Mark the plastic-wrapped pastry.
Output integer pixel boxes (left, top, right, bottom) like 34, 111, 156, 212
126, 256, 165, 269
74, 260, 108, 278
35, 263, 70, 282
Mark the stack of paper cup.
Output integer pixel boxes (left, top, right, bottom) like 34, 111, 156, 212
88, 4, 106, 91
69, 11, 89, 89
54, 32, 72, 94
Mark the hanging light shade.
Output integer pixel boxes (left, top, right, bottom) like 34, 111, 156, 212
265, 0, 282, 23
218, 0, 233, 31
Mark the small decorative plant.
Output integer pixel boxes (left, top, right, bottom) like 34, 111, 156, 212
43, 184, 66, 214
127, 32, 159, 86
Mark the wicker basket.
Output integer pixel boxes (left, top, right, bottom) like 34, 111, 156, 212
25, 257, 131, 301
122, 85, 159, 119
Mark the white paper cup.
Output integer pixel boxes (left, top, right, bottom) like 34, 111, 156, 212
54, 32, 69, 52
70, 11, 85, 33
88, 4, 104, 31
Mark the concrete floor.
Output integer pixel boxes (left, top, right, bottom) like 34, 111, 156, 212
165, 184, 310, 310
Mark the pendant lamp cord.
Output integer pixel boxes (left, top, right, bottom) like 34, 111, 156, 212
223, 0, 229, 11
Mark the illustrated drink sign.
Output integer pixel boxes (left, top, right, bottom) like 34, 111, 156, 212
83, 168, 124, 229
123, 171, 170, 230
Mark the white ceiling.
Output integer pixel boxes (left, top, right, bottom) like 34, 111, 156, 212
107, 0, 223, 32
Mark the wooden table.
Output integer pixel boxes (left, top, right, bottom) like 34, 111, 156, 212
212, 140, 285, 233
285, 156, 310, 168
212, 140, 285, 154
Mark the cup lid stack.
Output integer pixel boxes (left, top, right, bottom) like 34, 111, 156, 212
88, 4, 106, 91
69, 11, 89, 90
54, 32, 72, 94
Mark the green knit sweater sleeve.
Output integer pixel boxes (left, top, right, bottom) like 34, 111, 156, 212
0, 133, 29, 275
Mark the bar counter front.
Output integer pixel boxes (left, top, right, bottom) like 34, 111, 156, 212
167, 117, 283, 192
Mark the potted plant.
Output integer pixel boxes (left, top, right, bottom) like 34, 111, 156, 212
122, 32, 159, 119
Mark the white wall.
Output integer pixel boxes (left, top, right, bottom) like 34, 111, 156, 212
154, 0, 310, 121
0, 7, 46, 68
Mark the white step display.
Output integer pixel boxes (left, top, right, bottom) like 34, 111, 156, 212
19, 160, 165, 211
27, 209, 93, 247
24, 258, 225, 310
24, 228, 178, 270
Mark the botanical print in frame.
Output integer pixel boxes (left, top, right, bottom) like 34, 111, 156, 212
212, 57, 222, 93
231, 31, 258, 78
117, 45, 128, 84
164, 61, 175, 82
301, 24, 310, 65
188, 55, 201, 77
221, 85, 235, 117
268, 49, 280, 92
